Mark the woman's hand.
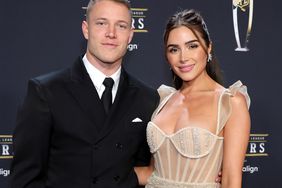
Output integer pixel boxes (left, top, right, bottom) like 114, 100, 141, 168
134, 158, 154, 185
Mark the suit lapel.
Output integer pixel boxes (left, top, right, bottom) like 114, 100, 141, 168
66, 58, 106, 135
65, 59, 139, 143
95, 68, 138, 143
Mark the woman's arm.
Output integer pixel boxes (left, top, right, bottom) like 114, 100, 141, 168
221, 92, 251, 188
134, 158, 154, 185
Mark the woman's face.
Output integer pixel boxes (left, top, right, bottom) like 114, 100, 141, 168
166, 26, 210, 83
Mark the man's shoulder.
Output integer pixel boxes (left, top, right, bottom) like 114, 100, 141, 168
127, 73, 156, 93
32, 67, 70, 86
126, 72, 160, 102
31, 57, 82, 86
126, 73, 160, 109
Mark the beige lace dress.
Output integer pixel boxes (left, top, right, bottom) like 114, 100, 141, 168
146, 81, 250, 188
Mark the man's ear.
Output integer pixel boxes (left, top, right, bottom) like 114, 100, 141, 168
82, 20, 89, 40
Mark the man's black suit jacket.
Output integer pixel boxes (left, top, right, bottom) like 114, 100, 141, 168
10, 57, 160, 188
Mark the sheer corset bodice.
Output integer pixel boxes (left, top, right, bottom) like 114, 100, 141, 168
147, 122, 223, 184
146, 81, 250, 188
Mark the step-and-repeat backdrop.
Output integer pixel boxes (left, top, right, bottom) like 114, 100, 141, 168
1, 0, 281, 187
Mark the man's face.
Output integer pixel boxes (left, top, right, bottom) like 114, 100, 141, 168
82, 0, 133, 68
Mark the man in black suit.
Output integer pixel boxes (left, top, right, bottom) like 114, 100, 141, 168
10, 0, 159, 187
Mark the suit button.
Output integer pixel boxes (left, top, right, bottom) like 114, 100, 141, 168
115, 143, 123, 150
92, 177, 98, 184
113, 175, 120, 181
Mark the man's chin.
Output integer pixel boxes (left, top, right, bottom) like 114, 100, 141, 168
100, 56, 123, 65
101, 59, 121, 65
87, 52, 123, 66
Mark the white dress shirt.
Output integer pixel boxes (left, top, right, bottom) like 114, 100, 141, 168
82, 55, 120, 103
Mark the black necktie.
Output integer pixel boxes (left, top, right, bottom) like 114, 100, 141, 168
101, 77, 114, 114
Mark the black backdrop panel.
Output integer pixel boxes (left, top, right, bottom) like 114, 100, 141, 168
1, 0, 281, 187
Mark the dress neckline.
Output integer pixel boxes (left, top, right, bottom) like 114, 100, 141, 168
148, 121, 223, 139
151, 87, 230, 137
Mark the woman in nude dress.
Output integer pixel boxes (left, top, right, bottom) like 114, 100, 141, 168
135, 9, 251, 188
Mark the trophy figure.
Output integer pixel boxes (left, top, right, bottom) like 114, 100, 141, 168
232, 0, 254, 51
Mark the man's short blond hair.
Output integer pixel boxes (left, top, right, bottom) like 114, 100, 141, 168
85, 0, 132, 21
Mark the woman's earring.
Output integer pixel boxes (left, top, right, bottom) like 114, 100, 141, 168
207, 54, 212, 63
173, 74, 177, 82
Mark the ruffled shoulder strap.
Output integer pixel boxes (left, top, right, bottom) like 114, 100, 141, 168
151, 85, 176, 119
157, 84, 176, 102
217, 80, 251, 134
227, 80, 250, 109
